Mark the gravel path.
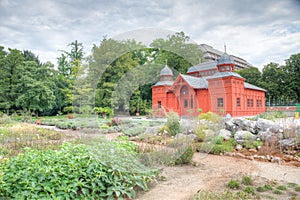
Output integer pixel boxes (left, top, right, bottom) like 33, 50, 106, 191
136, 153, 300, 200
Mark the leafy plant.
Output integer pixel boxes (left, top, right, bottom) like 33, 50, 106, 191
242, 176, 253, 185
198, 112, 221, 123
244, 186, 255, 195
276, 185, 287, 190
165, 111, 181, 136
0, 142, 158, 199
227, 180, 240, 189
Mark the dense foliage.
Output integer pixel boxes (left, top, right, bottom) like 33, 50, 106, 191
235, 53, 300, 105
0, 142, 158, 199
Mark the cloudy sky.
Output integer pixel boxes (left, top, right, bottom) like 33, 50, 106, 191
1, 0, 300, 70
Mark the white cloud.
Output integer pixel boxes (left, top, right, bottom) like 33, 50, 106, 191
0, 0, 299, 70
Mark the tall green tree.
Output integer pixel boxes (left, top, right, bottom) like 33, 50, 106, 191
0, 48, 25, 114
15, 61, 56, 116
283, 53, 300, 102
235, 66, 263, 87
262, 63, 286, 104
150, 31, 204, 73
57, 40, 85, 111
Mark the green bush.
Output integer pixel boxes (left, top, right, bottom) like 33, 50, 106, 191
277, 185, 287, 190
259, 111, 287, 121
198, 112, 221, 123
165, 111, 181, 136
256, 186, 264, 192
199, 138, 235, 154
227, 180, 240, 189
295, 186, 300, 192
242, 176, 253, 185
263, 184, 273, 191
0, 142, 158, 199
244, 186, 255, 195
63, 106, 73, 114
273, 189, 283, 195
194, 124, 207, 142
174, 145, 195, 165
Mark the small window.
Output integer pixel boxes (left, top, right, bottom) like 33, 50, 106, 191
217, 98, 223, 107
256, 100, 262, 107
158, 101, 162, 108
237, 98, 240, 107
184, 99, 188, 108
190, 99, 193, 108
247, 99, 253, 107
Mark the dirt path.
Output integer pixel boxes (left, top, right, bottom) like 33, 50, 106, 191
37, 125, 300, 199
136, 153, 300, 200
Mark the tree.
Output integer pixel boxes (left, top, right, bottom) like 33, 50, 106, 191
0, 48, 25, 114
283, 53, 300, 102
235, 66, 263, 87
261, 62, 296, 105
57, 40, 85, 111
15, 61, 55, 116
150, 31, 204, 73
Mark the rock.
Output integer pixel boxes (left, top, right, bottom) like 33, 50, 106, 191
255, 118, 274, 132
234, 130, 257, 144
235, 144, 243, 150
279, 138, 296, 148
266, 155, 271, 161
235, 152, 246, 158
270, 124, 284, 134
225, 120, 237, 132
271, 156, 282, 164
224, 152, 234, 156
249, 148, 257, 153
283, 154, 294, 162
225, 113, 232, 122
233, 118, 255, 132
245, 155, 254, 160
218, 129, 232, 140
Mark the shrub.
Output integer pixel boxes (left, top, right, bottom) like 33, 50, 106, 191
256, 186, 265, 192
165, 111, 181, 136
63, 106, 73, 114
158, 125, 170, 134
263, 184, 273, 191
244, 186, 255, 195
242, 176, 253, 185
273, 189, 283, 195
174, 145, 194, 165
259, 111, 287, 121
194, 124, 207, 142
0, 142, 158, 199
277, 185, 287, 190
295, 186, 300, 192
198, 112, 221, 123
227, 180, 240, 189
199, 138, 235, 154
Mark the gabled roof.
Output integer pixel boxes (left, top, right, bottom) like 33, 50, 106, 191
217, 52, 234, 65
181, 74, 208, 89
154, 80, 174, 86
206, 71, 243, 79
187, 61, 217, 73
160, 65, 173, 76
244, 82, 267, 92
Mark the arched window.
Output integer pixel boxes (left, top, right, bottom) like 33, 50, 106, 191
180, 85, 189, 95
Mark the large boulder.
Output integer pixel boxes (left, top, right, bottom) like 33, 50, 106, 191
218, 129, 232, 140
234, 130, 257, 144
225, 120, 237, 132
233, 118, 256, 133
279, 138, 296, 149
255, 118, 274, 132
